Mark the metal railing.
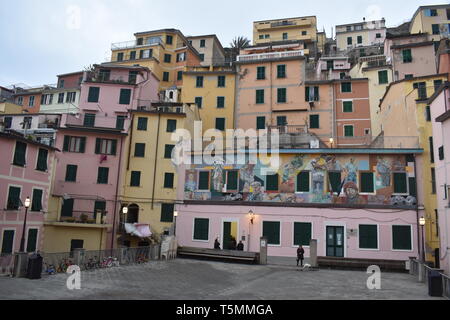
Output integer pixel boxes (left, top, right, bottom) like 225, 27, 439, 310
0, 255, 14, 276
237, 50, 305, 62
111, 38, 163, 50
409, 258, 448, 299
442, 273, 450, 299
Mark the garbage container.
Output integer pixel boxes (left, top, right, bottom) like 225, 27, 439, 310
428, 269, 443, 297
27, 253, 43, 280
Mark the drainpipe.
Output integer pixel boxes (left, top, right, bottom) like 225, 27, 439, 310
151, 113, 162, 210
332, 81, 337, 145
111, 135, 124, 251
413, 154, 421, 260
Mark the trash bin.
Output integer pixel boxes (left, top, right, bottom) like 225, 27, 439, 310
428, 269, 443, 297
27, 253, 43, 280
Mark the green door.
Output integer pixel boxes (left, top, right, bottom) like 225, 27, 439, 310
223, 222, 232, 250
326, 226, 344, 257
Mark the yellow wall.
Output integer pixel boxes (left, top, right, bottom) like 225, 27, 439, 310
410, 7, 450, 42
336, 31, 369, 51
0, 102, 23, 114
43, 225, 106, 253
253, 17, 317, 44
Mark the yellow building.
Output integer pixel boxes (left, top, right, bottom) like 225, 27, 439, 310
253, 16, 318, 48
410, 4, 450, 42
110, 29, 203, 94
379, 73, 448, 263
117, 103, 199, 247
181, 66, 236, 133
0, 102, 23, 114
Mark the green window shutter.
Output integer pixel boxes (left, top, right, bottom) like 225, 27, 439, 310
429, 137, 435, 163
198, 171, 210, 190
26, 229, 38, 253
36, 148, 48, 171
196, 76, 204, 87
97, 167, 109, 184
164, 144, 175, 159
393, 225, 412, 250
305, 87, 310, 102
347, 37, 352, 45
7, 186, 21, 210
329, 172, 342, 193
344, 126, 354, 137
266, 174, 279, 191
63, 136, 70, 152
426, 106, 431, 121
79, 137, 86, 153
215, 118, 225, 131
95, 138, 101, 154
61, 199, 74, 217
310, 115, 319, 129
88, 87, 100, 103
226, 171, 238, 190
119, 89, 132, 105
195, 97, 203, 108
161, 204, 174, 222
403, 49, 412, 63
164, 173, 174, 188
360, 172, 374, 193
163, 72, 169, 82
357, 36, 363, 44
116, 116, 126, 130
167, 119, 177, 132
217, 97, 225, 108
343, 101, 353, 112
13, 141, 27, 166
359, 225, 378, 249
65, 165, 78, 182
256, 116, 266, 130
137, 117, 148, 131
378, 70, 388, 84
256, 90, 264, 104
177, 71, 183, 81
277, 116, 287, 126
130, 171, 141, 187
297, 171, 310, 192
110, 140, 117, 155
263, 221, 280, 245
134, 143, 146, 157
277, 65, 286, 78
293, 222, 312, 246
83, 113, 96, 127
94, 201, 106, 220
194, 218, 209, 240
1, 230, 15, 254
218, 76, 226, 87
314, 86, 319, 101
341, 82, 352, 92
164, 54, 171, 63
408, 177, 417, 197
393, 172, 407, 194
257, 66, 265, 80
31, 189, 43, 211
277, 88, 287, 103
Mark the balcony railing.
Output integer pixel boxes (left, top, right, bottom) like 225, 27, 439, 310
111, 38, 163, 50
271, 21, 297, 28
237, 50, 305, 62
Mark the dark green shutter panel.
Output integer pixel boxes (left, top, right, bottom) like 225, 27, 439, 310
119, 89, 132, 104
164, 173, 174, 188
194, 218, 209, 240
97, 167, 109, 184
160, 204, 174, 222
165, 145, 175, 158
263, 221, 280, 245
26, 229, 38, 253
310, 115, 319, 129
393, 226, 412, 250
1, 230, 15, 254
88, 87, 100, 103
408, 177, 417, 197
130, 171, 141, 187
215, 118, 225, 131
266, 174, 279, 191
227, 171, 238, 190
79, 137, 86, 153
110, 140, 117, 155
138, 117, 148, 130
393, 172, 407, 194
297, 171, 310, 192
167, 120, 177, 132
314, 87, 319, 101
13, 141, 26, 166
329, 172, 342, 193
135, 143, 146, 157
277, 88, 286, 103
294, 222, 312, 246
31, 189, 43, 211
95, 138, 101, 154
343, 101, 353, 112
63, 136, 70, 151
93, 201, 106, 220
257, 117, 266, 129
360, 172, 374, 193
359, 225, 378, 249
7, 186, 21, 210
37, 149, 48, 171
305, 87, 310, 102
199, 172, 210, 190
65, 165, 77, 182
61, 198, 74, 217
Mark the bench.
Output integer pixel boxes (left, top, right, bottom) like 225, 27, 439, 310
177, 247, 259, 264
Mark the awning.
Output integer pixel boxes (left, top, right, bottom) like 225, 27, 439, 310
124, 223, 152, 238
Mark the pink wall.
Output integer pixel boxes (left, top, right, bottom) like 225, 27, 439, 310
58, 73, 83, 89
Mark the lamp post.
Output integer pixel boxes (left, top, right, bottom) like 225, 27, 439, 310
173, 211, 178, 236
329, 138, 334, 149
122, 206, 128, 232
248, 210, 255, 252
19, 197, 31, 252
419, 216, 426, 262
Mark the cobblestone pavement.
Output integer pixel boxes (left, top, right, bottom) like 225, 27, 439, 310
0, 259, 441, 300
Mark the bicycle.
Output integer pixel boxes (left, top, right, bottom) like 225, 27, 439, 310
57, 258, 73, 273
44, 263, 56, 275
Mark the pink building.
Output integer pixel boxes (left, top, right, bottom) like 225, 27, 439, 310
0, 131, 57, 254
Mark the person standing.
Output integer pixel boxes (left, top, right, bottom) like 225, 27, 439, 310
214, 238, 221, 250
296, 245, 305, 267
236, 241, 244, 251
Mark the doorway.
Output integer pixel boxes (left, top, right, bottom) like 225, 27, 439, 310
326, 226, 344, 257
223, 221, 238, 250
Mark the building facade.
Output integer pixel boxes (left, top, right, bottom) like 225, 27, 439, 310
335, 19, 386, 52
410, 4, 450, 43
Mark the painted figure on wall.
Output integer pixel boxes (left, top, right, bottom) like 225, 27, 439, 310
311, 159, 325, 194
343, 181, 366, 205
239, 164, 255, 193
343, 158, 357, 184
280, 156, 304, 193
376, 157, 391, 189
185, 171, 197, 199
249, 181, 265, 201
212, 160, 224, 192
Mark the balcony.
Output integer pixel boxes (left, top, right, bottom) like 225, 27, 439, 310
84, 72, 137, 85
237, 50, 305, 62
111, 37, 163, 50
136, 100, 187, 114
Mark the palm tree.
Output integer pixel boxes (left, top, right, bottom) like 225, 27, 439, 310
228, 36, 251, 62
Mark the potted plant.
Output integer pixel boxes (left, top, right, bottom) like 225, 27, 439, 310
79, 214, 88, 223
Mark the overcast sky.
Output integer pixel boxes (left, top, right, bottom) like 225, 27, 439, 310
0, 0, 444, 86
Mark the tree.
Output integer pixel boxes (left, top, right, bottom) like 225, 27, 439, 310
230, 36, 251, 50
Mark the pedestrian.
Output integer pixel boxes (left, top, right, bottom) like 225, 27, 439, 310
214, 238, 221, 250
296, 245, 305, 267
229, 237, 237, 250
236, 241, 244, 251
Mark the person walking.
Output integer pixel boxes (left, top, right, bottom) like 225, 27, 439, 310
214, 238, 221, 250
296, 245, 305, 267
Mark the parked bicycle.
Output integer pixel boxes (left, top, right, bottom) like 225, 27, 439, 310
84, 256, 100, 270
44, 263, 56, 275
57, 258, 73, 273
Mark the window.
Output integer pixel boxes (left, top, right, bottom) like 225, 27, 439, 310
7, 186, 21, 210
447, 8, 450, 19
429, 137, 435, 163
195, 171, 211, 192
264, 34, 270, 39
200, 39, 206, 47
163, 72, 170, 82
266, 174, 279, 191
63, 136, 86, 153
226, 170, 239, 191
166, 35, 173, 45
26, 229, 38, 253
119, 89, 132, 105
99, 69, 111, 81
61, 198, 74, 217
217, 96, 225, 108
88, 87, 100, 103
137, 117, 148, 131
431, 168, 436, 194
347, 37, 352, 45
199, 54, 205, 62
376, 33, 382, 38
305, 86, 319, 101
28, 96, 35, 107
341, 82, 352, 92
195, 97, 203, 108
116, 115, 126, 130
22, 117, 32, 129
302, 31, 307, 36
277, 116, 287, 126
141, 49, 152, 59
402, 49, 412, 63
309, 115, 319, 129
134, 143, 145, 157
164, 54, 172, 63
177, 71, 183, 81
378, 70, 388, 84
344, 125, 354, 137
256, 116, 266, 130
95, 139, 117, 155
293, 222, 312, 246
328, 172, 342, 193
167, 119, 177, 133
359, 225, 378, 249
193, 218, 209, 241
357, 35, 363, 44
128, 71, 138, 84
97, 167, 109, 184
215, 118, 225, 131
343, 101, 353, 113
36, 148, 48, 172
257, 66, 266, 80
277, 65, 286, 78
434, 80, 443, 91
296, 171, 310, 192
65, 165, 78, 182
164, 144, 175, 159
263, 221, 280, 245
176, 53, 186, 62
218, 76, 226, 87
405, 74, 414, 80
392, 225, 412, 250
1, 230, 15, 254
196, 76, 204, 88
129, 51, 136, 60
4, 116, 12, 129
432, 24, 440, 35
13, 141, 27, 166
58, 79, 65, 89
439, 146, 445, 161
164, 173, 174, 189
117, 53, 124, 61
256, 89, 265, 104
94, 201, 106, 219
277, 88, 287, 103
130, 171, 141, 187
283, 33, 288, 40
58, 93, 65, 104
360, 172, 374, 193
41, 94, 53, 105
17, 96, 23, 105
83, 113, 96, 127
414, 82, 427, 100
393, 172, 408, 194
161, 203, 174, 222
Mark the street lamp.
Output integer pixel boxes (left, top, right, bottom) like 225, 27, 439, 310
419, 217, 426, 262
329, 138, 334, 149
248, 210, 255, 252
173, 211, 178, 236
19, 197, 31, 252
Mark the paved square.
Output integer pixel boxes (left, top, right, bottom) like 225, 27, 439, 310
0, 259, 441, 300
